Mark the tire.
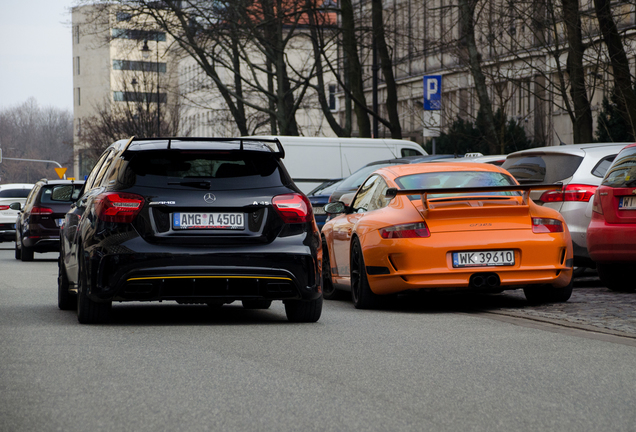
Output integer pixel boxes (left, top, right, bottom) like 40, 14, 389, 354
242, 299, 272, 309
77, 254, 112, 324
14, 242, 21, 260
350, 237, 380, 309
523, 279, 573, 304
58, 256, 76, 310
20, 245, 34, 262
597, 263, 634, 292
321, 237, 341, 300
285, 296, 323, 323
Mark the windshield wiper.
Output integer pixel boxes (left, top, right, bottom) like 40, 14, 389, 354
167, 181, 211, 190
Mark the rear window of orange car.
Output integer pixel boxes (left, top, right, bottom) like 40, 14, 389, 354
395, 171, 518, 199
601, 147, 636, 188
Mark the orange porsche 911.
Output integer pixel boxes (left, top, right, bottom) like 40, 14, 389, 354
321, 162, 574, 308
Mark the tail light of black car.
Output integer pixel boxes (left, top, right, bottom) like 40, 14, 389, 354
95, 192, 145, 223
31, 206, 54, 215
272, 193, 313, 224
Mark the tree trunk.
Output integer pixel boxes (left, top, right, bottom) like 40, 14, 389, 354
594, 0, 636, 140
340, 0, 371, 137
562, 0, 593, 143
371, 0, 402, 139
458, 0, 500, 154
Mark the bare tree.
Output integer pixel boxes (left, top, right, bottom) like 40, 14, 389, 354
0, 99, 73, 183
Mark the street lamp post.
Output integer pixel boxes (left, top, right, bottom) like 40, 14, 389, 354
141, 39, 161, 137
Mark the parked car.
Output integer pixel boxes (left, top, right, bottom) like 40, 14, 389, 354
307, 178, 343, 230
321, 162, 573, 307
586, 143, 636, 291
502, 143, 628, 270
13, 179, 84, 261
0, 183, 34, 242
58, 137, 322, 324
328, 155, 458, 204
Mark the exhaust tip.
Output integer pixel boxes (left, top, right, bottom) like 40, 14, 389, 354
470, 272, 500, 289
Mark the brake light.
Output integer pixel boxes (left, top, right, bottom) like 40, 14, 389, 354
0, 205, 9, 210
539, 184, 597, 203
380, 222, 430, 239
94, 192, 144, 223
272, 193, 312, 223
591, 189, 603, 214
532, 218, 563, 233
32, 206, 54, 215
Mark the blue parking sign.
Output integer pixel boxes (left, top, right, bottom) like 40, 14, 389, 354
423, 75, 442, 110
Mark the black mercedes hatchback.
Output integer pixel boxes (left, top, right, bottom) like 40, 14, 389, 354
58, 137, 323, 324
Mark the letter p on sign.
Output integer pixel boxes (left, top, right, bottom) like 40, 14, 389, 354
423, 75, 442, 110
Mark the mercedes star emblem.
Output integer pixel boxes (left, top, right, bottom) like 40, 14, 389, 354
204, 193, 216, 203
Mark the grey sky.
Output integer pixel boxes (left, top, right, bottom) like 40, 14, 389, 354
0, 1, 76, 112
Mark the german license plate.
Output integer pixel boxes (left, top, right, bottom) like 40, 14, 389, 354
453, 250, 515, 268
619, 196, 636, 209
56, 218, 64, 227
173, 212, 244, 230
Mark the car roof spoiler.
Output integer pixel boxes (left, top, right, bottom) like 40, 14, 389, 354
121, 137, 285, 158
385, 183, 562, 209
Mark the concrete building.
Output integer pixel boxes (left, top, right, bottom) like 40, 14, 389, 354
71, 4, 178, 178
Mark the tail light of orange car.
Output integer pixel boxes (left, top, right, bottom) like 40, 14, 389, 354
539, 184, 597, 203
31, 206, 54, 215
532, 218, 564, 233
95, 192, 145, 223
379, 222, 430, 239
591, 189, 604, 215
272, 193, 313, 223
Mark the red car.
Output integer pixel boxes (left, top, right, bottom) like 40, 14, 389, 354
587, 143, 636, 291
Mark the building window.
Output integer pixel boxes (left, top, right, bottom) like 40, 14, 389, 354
113, 60, 166, 73
76, 57, 80, 75
113, 91, 167, 103
73, 25, 80, 44
111, 28, 166, 41
328, 84, 337, 110
75, 88, 81, 106
116, 12, 132, 21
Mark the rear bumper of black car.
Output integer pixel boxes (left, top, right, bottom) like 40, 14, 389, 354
87, 250, 321, 303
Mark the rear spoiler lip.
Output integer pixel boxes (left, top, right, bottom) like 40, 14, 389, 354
121, 136, 285, 158
385, 183, 562, 199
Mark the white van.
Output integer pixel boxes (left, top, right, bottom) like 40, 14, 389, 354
251, 136, 426, 193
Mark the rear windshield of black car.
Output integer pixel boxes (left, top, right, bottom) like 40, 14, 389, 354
119, 150, 287, 189
40, 185, 84, 204
602, 147, 636, 187
502, 154, 583, 183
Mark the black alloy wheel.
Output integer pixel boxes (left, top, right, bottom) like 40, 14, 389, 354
350, 237, 380, 309
58, 256, 76, 310
321, 237, 340, 300
76, 253, 112, 324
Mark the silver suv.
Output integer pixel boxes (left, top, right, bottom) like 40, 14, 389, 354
502, 143, 629, 270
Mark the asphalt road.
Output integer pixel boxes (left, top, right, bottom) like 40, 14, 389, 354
1, 246, 635, 432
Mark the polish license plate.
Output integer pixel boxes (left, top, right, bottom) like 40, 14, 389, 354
619, 196, 636, 210
453, 250, 515, 268
173, 212, 244, 230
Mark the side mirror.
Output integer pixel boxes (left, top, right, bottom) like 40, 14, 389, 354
9, 202, 21, 211
324, 202, 346, 215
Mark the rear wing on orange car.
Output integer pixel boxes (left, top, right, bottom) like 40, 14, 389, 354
385, 184, 562, 210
